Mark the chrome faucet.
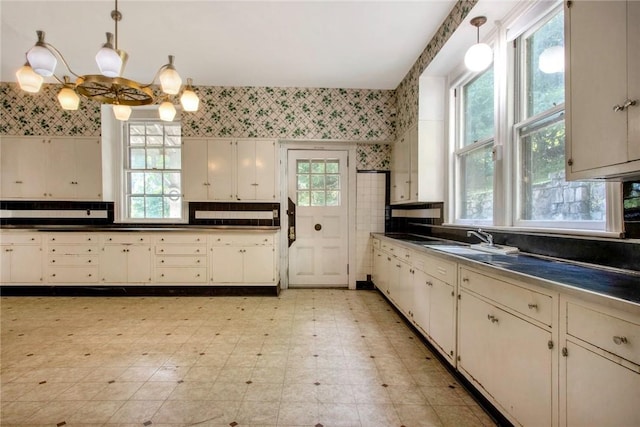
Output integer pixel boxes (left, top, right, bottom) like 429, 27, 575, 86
467, 229, 494, 246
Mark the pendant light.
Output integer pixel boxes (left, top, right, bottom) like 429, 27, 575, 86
538, 45, 564, 74
16, 62, 44, 93
113, 104, 132, 121
180, 78, 200, 112
57, 76, 80, 110
158, 100, 177, 122
464, 16, 493, 72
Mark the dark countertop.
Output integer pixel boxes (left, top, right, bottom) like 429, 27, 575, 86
1, 225, 280, 232
379, 233, 640, 307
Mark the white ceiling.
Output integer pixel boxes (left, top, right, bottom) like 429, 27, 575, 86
1, 0, 464, 90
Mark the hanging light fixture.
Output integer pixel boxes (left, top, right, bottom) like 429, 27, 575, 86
464, 16, 493, 72
16, 0, 199, 122
158, 100, 177, 122
180, 78, 200, 112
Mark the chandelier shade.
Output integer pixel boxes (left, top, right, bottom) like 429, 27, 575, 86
16, 0, 199, 121
464, 16, 493, 73
16, 62, 44, 93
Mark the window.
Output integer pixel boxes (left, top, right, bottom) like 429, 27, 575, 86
514, 9, 605, 229
455, 66, 495, 222
124, 121, 183, 220
296, 159, 341, 206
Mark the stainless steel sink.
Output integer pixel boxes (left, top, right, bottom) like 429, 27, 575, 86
470, 243, 519, 255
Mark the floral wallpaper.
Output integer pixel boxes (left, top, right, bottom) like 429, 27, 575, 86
396, 0, 478, 137
0, 0, 473, 171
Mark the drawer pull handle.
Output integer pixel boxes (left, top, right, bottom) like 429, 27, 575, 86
487, 314, 498, 323
462, 277, 469, 282
613, 336, 628, 345
528, 303, 538, 310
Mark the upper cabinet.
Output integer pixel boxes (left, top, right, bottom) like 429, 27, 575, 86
565, 0, 640, 180
0, 136, 102, 200
390, 127, 412, 203
183, 138, 278, 202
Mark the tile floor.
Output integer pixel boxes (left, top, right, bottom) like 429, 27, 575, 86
1, 290, 496, 427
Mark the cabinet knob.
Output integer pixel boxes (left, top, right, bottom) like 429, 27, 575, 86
528, 303, 538, 310
462, 277, 469, 282
51, 259, 55, 262
161, 260, 165, 263
487, 314, 498, 323
613, 336, 628, 345
15, 180, 23, 184
196, 259, 200, 263
161, 274, 164, 277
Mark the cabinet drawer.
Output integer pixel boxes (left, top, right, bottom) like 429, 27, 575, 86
49, 245, 97, 255
156, 234, 206, 244
156, 256, 206, 267
155, 245, 206, 255
156, 267, 207, 283
49, 255, 98, 266
414, 253, 456, 284
210, 234, 274, 246
372, 238, 381, 249
567, 302, 640, 365
460, 268, 553, 326
49, 267, 98, 283
48, 233, 96, 244
0, 233, 41, 244
101, 234, 150, 244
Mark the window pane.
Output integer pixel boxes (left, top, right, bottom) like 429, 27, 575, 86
129, 197, 145, 218
145, 197, 163, 218
146, 149, 164, 169
297, 174, 310, 190
526, 11, 565, 117
459, 144, 494, 220
463, 67, 494, 146
297, 191, 310, 206
165, 135, 181, 146
163, 172, 181, 194
145, 172, 163, 194
311, 161, 325, 174
326, 175, 340, 190
519, 120, 605, 221
326, 191, 340, 206
165, 148, 181, 169
297, 160, 310, 174
129, 124, 145, 136
130, 172, 145, 194
164, 197, 182, 218
326, 161, 339, 173
311, 175, 325, 189
147, 135, 163, 146
146, 123, 163, 135
130, 149, 146, 169
165, 125, 181, 136
130, 136, 146, 146
311, 191, 325, 206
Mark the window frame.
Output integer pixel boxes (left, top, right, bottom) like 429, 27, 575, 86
119, 117, 187, 224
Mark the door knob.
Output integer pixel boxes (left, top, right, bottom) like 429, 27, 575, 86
314, 224, 322, 231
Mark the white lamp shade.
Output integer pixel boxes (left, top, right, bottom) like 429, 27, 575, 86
95, 46, 123, 77
464, 43, 493, 72
113, 104, 132, 121
57, 87, 80, 110
26, 45, 57, 77
180, 89, 199, 112
539, 45, 564, 74
158, 101, 177, 121
16, 64, 44, 93
159, 68, 182, 95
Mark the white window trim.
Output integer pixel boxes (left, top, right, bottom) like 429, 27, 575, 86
444, 1, 624, 237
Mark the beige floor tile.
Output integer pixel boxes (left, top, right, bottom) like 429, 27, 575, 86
68, 400, 125, 424
108, 399, 164, 423
357, 403, 401, 427
433, 404, 496, 427
395, 403, 444, 427
152, 399, 240, 424
235, 400, 280, 425
277, 401, 318, 425
91, 381, 144, 400
131, 381, 177, 400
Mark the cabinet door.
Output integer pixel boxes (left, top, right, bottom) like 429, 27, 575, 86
126, 245, 151, 283
372, 249, 388, 294
567, 1, 628, 173
10, 245, 43, 282
243, 246, 275, 283
628, 1, 640, 161
429, 277, 455, 360
409, 125, 419, 200
236, 140, 256, 200
412, 269, 431, 334
47, 138, 77, 199
564, 341, 640, 427
0, 137, 47, 198
254, 140, 276, 200
396, 260, 414, 318
387, 257, 401, 306
182, 138, 209, 200
100, 245, 128, 282
390, 135, 409, 203
74, 138, 102, 199
211, 246, 244, 283
1, 247, 12, 282
208, 139, 234, 200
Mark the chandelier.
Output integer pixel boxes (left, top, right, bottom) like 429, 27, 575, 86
15, 0, 200, 121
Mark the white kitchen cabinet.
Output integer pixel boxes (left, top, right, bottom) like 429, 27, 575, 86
47, 233, 98, 283
182, 138, 235, 201
390, 130, 410, 203
0, 136, 101, 200
100, 234, 151, 283
155, 234, 207, 283
183, 138, 277, 202
210, 232, 277, 284
411, 252, 457, 365
236, 139, 277, 201
0, 137, 47, 199
0, 232, 43, 283
372, 247, 389, 295
560, 298, 640, 427
565, 0, 640, 179
458, 267, 555, 427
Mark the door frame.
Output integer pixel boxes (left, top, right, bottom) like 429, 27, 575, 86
279, 141, 357, 290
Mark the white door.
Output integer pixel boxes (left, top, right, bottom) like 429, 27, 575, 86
288, 150, 349, 287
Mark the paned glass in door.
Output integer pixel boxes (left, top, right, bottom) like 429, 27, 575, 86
296, 158, 341, 207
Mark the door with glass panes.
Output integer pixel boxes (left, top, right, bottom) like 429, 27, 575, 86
287, 150, 349, 287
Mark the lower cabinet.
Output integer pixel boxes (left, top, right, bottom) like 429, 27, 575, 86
560, 298, 640, 427
100, 234, 152, 283
155, 234, 207, 284
47, 233, 98, 283
210, 234, 276, 284
0, 233, 43, 283
372, 248, 389, 295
